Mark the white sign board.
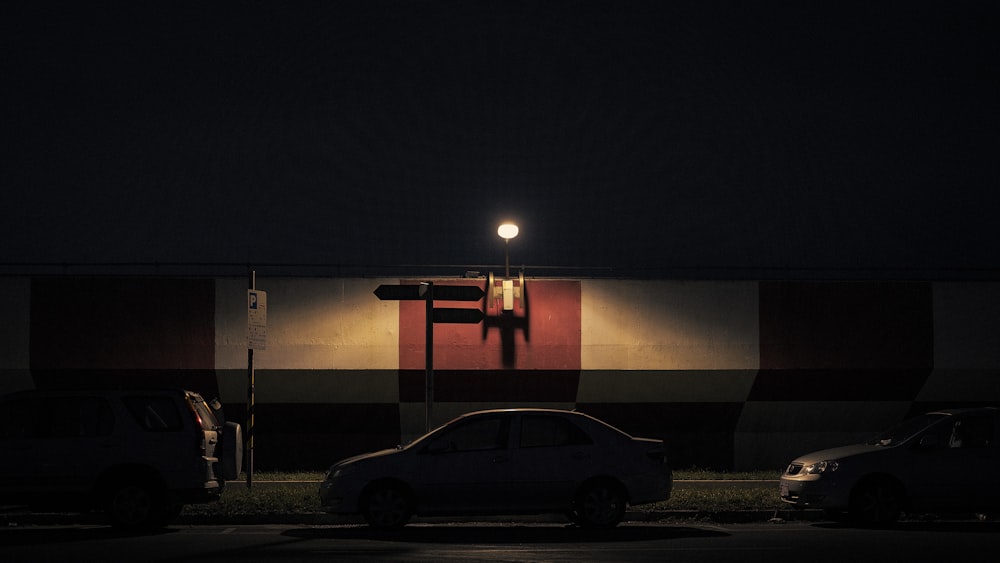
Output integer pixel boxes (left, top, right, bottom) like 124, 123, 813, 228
248, 289, 267, 350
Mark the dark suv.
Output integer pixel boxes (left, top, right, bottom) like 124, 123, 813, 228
0, 388, 242, 529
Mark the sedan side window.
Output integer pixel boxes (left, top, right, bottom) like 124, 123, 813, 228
948, 416, 993, 449
520, 415, 593, 448
424, 417, 509, 453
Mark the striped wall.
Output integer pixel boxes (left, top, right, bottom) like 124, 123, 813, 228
6, 276, 1000, 471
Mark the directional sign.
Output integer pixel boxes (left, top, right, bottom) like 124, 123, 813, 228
373, 284, 429, 300
433, 285, 485, 302
374, 284, 484, 302
432, 308, 485, 324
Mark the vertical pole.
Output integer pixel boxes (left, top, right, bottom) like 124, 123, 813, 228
246, 270, 255, 489
425, 282, 433, 433
504, 239, 510, 278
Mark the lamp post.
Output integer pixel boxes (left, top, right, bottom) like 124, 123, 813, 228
497, 223, 519, 278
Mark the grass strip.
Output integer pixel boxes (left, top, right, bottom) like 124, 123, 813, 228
181, 470, 786, 517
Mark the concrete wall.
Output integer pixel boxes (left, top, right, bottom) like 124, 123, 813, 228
6, 276, 999, 471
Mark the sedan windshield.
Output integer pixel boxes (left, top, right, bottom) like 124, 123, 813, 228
866, 413, 950, 446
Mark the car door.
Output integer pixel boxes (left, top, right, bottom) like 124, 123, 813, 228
0, 395, 116, 498
0, 396, 44, 498
904, 414, 997, 511
506, 414, 598, 510
412, 414, 514, 513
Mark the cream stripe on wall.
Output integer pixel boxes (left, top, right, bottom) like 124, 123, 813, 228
215, 278, 400, 370
580, 280, 760, 370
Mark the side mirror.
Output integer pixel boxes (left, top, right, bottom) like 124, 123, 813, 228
421, 439, 454, 455
917, 433, 947, 450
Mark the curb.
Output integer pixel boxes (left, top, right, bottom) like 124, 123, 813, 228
3, 509, 825, 528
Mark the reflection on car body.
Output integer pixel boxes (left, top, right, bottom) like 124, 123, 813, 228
319, 408, 672, 529
780, 407, 1000, 525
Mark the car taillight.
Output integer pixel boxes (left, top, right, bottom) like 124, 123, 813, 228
185, 399, 207, 456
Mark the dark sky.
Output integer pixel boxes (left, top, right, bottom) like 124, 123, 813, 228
3, 1, 998, 278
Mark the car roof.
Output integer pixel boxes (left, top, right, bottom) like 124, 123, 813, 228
0, 388, 198, 400
449, 408, 611, 426
454, 408, 589, 419
449, 408, 632, 435
925, 407, 999, 417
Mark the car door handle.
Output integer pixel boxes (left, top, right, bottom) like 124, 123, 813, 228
491, 455, 509, 464
572, 452, 590, 460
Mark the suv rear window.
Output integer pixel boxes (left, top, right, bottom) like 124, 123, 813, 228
124, 396, 184, 431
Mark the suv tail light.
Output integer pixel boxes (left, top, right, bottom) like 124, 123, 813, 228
184, 399, 207, 456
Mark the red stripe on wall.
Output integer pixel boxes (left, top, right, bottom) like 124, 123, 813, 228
753, 281, 934, 402
31, 278, 216, 370
758, 281, 933, 370
399, 280, 581, 371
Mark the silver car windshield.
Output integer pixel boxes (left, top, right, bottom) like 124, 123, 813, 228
866, 413, 949, 446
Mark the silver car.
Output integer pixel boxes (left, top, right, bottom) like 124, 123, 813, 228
319, 408, 672, 529
780, 407, 1000, 525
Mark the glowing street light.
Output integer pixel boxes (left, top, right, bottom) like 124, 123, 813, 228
497, 223, 518, 278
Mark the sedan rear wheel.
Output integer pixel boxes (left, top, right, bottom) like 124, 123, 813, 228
574, 481, 626, 528
361, 484, 413, 529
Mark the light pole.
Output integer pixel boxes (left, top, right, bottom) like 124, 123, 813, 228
497, 223, 519, 278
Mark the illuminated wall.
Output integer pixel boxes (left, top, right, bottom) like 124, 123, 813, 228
7, 276, 1000, 470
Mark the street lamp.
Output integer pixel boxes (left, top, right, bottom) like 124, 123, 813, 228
497, 223, 518, 278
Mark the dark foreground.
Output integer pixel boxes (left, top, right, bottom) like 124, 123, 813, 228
3, 520, 1000, 563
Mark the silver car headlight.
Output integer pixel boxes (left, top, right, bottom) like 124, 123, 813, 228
803, 460, 839, 474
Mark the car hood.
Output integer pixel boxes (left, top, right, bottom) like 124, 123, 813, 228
332, 448, 400, 468
790, 443, 883, 464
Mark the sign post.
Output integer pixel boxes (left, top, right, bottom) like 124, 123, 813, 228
374, 282, 485, 432
247, 274, 266, 489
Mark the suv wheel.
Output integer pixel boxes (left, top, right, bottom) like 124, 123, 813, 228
105, 481, 169, 530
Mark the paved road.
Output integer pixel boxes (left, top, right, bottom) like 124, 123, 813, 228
3, 520, 999, 562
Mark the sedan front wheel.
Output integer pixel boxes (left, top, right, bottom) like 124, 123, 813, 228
849, 478, 902, 527
361, 483, 413, 529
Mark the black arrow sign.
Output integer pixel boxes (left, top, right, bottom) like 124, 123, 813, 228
432, 308, 485, 324
433, 285, 485, 302
373, 284, 429, 300
374, 284, 484, 302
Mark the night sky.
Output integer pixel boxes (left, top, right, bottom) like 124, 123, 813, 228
3, 1, 998, 278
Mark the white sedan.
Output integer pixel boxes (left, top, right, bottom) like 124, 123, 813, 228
319, 408, 672, 529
